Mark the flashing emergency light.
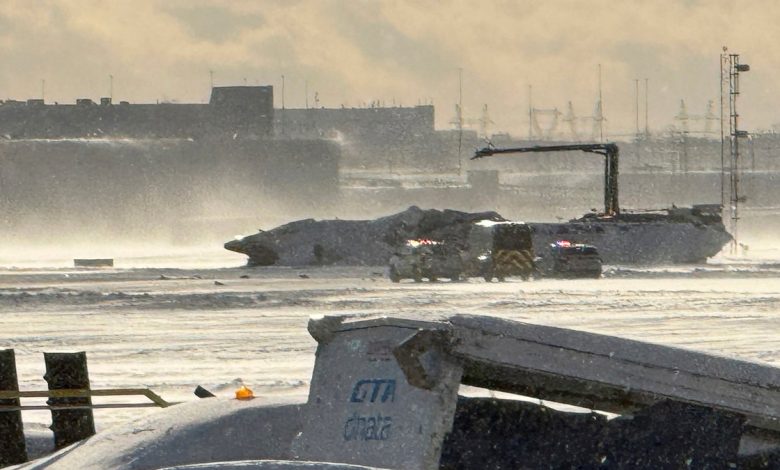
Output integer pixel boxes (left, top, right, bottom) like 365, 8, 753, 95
407, 239, 440, 247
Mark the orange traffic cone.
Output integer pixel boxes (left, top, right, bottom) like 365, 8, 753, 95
235, 385, 254, 400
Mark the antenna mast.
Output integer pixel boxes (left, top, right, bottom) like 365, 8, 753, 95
725, 51, 750, 255
719, 48, 729, 214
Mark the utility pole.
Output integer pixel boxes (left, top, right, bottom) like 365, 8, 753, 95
634, 78, 640, 139
41, 79, 45, 102
281, 74, 286, 136
598, 64, 604, 142
109, 74, 113, 101
528, 84, 533, 140
479, 104, 492, 138
644, 78, 649, 138
209, 70, 214, 90
305, 80, 309, 109
457, 67, 463, 175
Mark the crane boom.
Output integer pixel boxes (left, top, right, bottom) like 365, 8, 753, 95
472, 143, 620, 216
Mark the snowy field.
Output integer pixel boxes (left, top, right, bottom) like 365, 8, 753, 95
2, 247, 780, 434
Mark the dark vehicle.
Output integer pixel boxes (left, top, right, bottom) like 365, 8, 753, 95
538, 240, 603, 278
388, 239, 463, 282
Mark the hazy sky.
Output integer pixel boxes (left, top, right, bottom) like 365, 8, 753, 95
0, 0, 777, 136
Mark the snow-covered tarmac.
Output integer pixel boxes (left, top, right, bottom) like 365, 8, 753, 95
2, 254, 779, 433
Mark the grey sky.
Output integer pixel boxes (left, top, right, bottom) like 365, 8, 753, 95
0, 0, 775, 135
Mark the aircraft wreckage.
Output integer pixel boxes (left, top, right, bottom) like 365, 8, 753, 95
225, 205, 731, 267
227, 143, 732, 267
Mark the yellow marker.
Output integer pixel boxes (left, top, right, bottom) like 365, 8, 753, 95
235, 385, 254, 400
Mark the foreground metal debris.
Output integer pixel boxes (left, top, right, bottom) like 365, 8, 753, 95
15, 314, 779, 469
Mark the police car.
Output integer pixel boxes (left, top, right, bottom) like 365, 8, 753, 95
537, 240, 603, 279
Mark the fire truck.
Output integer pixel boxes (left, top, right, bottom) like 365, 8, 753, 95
462, 221, 535, 282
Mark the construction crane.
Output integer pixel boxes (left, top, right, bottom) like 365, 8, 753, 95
472, 142, 620, 216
